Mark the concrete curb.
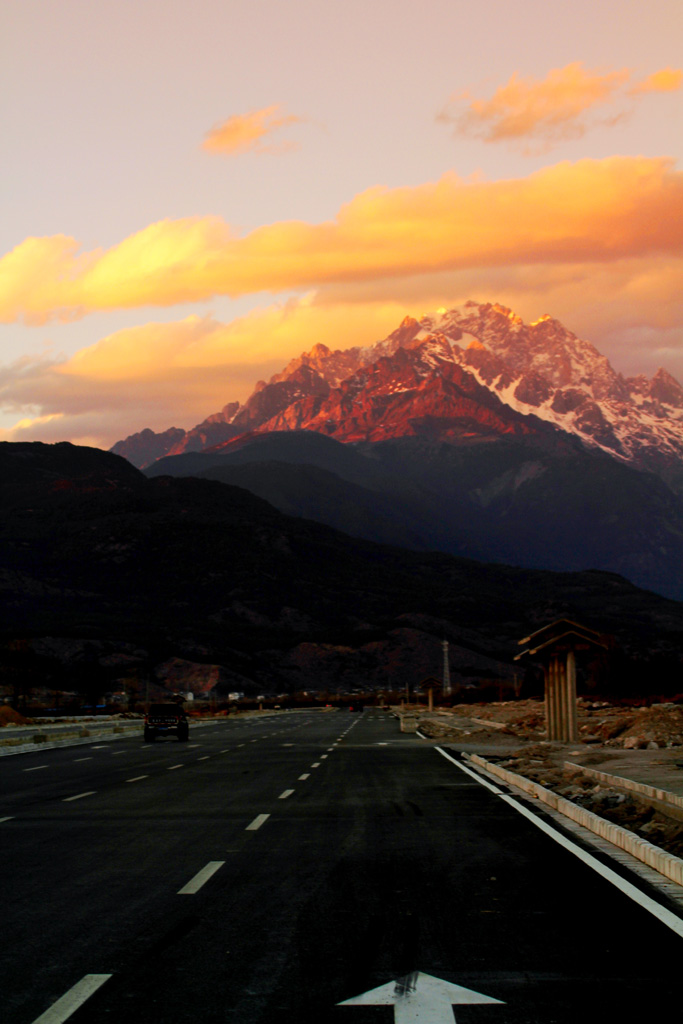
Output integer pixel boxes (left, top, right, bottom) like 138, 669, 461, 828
0, 718, 220, 756
564, 761, 683, 813
466, 752, 683, 887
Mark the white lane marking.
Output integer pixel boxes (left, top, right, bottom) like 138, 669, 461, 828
31, 973, 112, 1023
311, 762, 321, 768
0, 816, 15, 823
237, 743, 245, 748
90, 746, 107, 750
282, 743, 294, 747
23, 765, 49, 772
177, 860, 225, 895
126, 775, 148, 783
501, 793, 683, 939
435, 747, 503, 794
298, 774, 310, 781
188, 744, 201, 748
167, 764, 183, 770
320, 754, 328, 759
436, 747, 683, 940
377, 742, 388, 746
111, 750, 126, 755
220, 749, 230, 753
327, 747, 334, 751
63, 791, 96, 802
246, 813, 270, 831
279, 789, 295, 800
73, 757, 92, 762
198, 755, 210, 761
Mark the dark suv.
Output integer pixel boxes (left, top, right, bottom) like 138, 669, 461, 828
144, 703, 189, 742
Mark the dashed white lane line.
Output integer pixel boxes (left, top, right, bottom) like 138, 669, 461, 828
167, 764, 183, 771
0, 816, 14, 823
246, 813, 270, 831
90, 746, 107, 750
23, 765, 49, 772
198, 755, 210, 761
320, 754, 328, 759
31, 973, 112, 1024
73, 757, 92, 763
311, 762, 321, 768
62, 791, 96, 802
279, 789, 295, 800
220, 749, 230, 753
177, 860, 225, 895
126, 775, 148, 783
298, 773, 310, 781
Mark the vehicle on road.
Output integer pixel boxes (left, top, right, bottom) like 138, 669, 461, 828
144, 703, 189, 742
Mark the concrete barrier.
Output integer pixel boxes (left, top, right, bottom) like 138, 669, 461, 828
565, 761, 683, 818
466, 752, 683, 887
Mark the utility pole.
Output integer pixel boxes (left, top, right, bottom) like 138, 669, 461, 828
442, 639, 451, 697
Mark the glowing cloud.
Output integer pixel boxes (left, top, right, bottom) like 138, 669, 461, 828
629, 67, 683, 95
202, 104, 303, 155
1, 156, 681, 327
439, 63, 682, 149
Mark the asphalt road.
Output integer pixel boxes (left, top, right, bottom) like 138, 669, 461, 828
0, 709, 680, 1023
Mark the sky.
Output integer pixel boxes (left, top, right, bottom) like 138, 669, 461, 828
1, 0, 682, 449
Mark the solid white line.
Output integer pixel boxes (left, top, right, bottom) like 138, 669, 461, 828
177, 860, 225, 895
167, 764, 183, 770
62, 791, 96, 802
279, 789, 295, 799
435, 747, 683, 940
23, 765, 48, 772
435, 747, 503, 794
298, 774, 310, 780
126, 775, 148, 783
500, 793, 683, 939
31, 973, 112, 1023
246, 813, 270, 831
0, 816, 14, 823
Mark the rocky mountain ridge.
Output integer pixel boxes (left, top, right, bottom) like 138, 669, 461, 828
112, 302, 683, 493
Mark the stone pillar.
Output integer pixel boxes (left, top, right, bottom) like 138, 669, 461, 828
544, 651, 578, 742
566, 650, 578, 742
545, 657, 557, 740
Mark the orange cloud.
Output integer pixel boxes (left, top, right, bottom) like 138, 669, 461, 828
202, 105, 303, 155
439, 63, 682, 150
629, 67, 683, 95
0, 156, 681, 325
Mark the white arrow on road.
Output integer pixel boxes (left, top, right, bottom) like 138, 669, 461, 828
338, 971, 503, 1023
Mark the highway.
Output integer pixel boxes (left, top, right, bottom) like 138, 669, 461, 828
0, 709, 680, 1023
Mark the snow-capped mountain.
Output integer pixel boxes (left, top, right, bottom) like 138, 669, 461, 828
112, 302, 683, 493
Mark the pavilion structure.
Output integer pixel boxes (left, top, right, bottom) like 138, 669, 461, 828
514, 620, 611, 742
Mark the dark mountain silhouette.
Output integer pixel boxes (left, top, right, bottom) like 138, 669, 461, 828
2, 442, 683, 700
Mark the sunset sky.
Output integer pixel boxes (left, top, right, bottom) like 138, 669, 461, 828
2, 0, 682, 448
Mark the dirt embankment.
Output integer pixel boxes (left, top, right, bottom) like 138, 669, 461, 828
417, 699, 683, 860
